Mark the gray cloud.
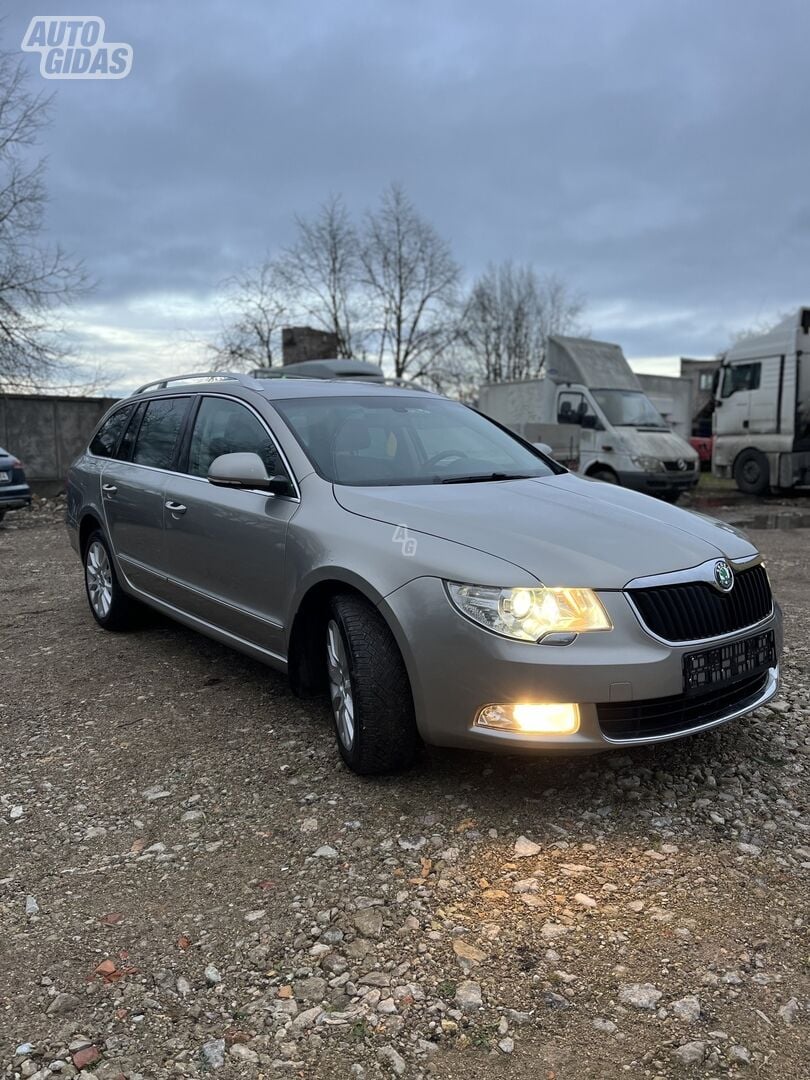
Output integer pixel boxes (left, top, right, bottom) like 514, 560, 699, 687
6, 0, 810, 378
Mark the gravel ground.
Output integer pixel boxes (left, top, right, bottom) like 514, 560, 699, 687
1, 498, 808, 1079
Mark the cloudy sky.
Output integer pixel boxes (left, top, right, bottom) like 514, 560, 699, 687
6, 0, 810, 390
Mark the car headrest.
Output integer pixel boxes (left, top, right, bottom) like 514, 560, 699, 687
334, 419, 371, 452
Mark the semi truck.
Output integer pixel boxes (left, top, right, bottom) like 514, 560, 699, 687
478, 335, 700, 502
713, 307, 810, 494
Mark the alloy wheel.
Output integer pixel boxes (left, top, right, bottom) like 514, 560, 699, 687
86, 540, 113, 619
326, 619, 355, 750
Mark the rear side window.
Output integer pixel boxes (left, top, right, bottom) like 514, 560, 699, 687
187, 396, 282, 478
132, 397, 190, 470
89, 405, 133, 458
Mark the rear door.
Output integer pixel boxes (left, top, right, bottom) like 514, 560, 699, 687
100, 396, 191, 599
161, 394, 299, 657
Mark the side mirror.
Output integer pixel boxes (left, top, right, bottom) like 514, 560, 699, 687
208, 452, 292, 495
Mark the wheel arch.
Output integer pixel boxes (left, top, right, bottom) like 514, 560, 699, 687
286, 571, 398, 697
78, 510, 105, 556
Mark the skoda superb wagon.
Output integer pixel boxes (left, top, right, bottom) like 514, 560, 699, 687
66, 372, 781, 774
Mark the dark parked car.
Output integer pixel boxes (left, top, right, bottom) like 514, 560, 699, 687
0, 446, 32, 522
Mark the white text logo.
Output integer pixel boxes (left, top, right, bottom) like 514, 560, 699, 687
21, 17, 133, 79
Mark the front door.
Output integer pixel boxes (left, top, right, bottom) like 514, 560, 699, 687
162, 395, 298, 658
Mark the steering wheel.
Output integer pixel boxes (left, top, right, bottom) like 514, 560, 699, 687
424, 450, 470, 469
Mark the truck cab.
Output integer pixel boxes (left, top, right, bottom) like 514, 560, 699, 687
713, 308, 810, 494
553, 380, 700, 501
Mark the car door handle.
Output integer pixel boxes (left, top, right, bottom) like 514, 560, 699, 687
102, 483, 118, 494
165, 500, 187, 514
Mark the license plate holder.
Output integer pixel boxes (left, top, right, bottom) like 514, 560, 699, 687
683, 630, 775, 694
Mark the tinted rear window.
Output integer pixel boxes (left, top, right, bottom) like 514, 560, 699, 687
131, 398, 190, 470
89, 405, 134, 458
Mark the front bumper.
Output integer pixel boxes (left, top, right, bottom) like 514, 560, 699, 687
380, 578, 782, 752
616, 469, 699, 497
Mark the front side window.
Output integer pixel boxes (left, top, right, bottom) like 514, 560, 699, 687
271, 395, 558, 486
721, 362, 761, 397
557, 391, 596, 426
89, 405, 133, 458
188, 396, 281, 478
132, 397, 190, 470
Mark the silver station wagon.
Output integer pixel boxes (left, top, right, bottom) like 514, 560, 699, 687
66, 371, 781, 774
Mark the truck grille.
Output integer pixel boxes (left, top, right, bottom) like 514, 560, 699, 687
628, 564, 772, 643
597, 670, 770, 741
662, 460, 695, 472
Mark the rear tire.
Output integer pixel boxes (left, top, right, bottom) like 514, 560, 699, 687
326, 593, 419, 775
0, 510, 5, 523
733, 449, 770, 496
83, 529, 139, 631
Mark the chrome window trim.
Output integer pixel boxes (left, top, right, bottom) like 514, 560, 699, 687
623, 554, 774, 647
87, 391, 301, 502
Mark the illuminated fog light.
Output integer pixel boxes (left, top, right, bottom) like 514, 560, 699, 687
476, 703, 580, 735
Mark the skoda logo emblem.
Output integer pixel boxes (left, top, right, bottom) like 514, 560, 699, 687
676, 458, 687, 471
714, 560, 734, 592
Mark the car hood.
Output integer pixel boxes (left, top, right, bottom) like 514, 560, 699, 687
616, 429, 699, 461
333, 472, 757, 589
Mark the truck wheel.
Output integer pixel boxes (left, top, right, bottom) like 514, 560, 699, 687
326, 593, 419, 775
733, 449, 770, 496
589, 468, 618, 485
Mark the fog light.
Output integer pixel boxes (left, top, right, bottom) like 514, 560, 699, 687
476, 703, 580, 735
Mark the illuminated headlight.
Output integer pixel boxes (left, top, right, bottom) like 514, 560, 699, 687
632, 455, 666, 472
445, 582, 612, 642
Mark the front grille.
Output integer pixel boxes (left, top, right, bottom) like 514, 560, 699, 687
663, 460, 695, 472
629, 564, 772, 642
597, 670, 770, 741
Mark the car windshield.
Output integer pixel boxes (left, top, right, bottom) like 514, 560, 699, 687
271, 395, 559, 486
591, 389, 667, 428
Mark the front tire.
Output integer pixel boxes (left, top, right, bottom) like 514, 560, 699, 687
733, 449, 770, 496
83, 530, 139, 631
326, 594, 419, 775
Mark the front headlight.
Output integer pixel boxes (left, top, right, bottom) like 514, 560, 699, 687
632, 455, 665, 472
445, 582, 612, 642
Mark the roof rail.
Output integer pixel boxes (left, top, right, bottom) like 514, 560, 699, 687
132, 371, 261, 395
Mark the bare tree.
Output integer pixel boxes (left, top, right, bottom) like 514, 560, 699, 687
276, 194, 359, 357
360, 184, 460, 379
462, 261, 586, 382
210, 260, 287, 370
0, 51, 86, 391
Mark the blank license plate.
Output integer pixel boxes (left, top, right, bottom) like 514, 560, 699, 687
683, 630, 775, 693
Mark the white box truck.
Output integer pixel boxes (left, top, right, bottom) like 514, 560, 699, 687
478, 335, 699, 502
713, 307, 810, 494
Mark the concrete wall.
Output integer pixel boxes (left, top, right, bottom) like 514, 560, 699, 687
0, 394, 120, 484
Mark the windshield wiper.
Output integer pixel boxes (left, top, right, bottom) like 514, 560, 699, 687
440, 472, 532, 484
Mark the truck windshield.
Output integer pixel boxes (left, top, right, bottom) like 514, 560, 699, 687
271, 395, 560, 486
591, 389, 667, 428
